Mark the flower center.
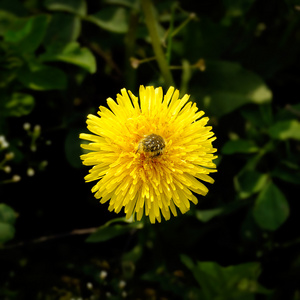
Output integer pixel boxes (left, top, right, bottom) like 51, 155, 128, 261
137, 134, 165, 157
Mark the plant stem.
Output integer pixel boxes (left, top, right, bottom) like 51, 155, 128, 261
171, 12, 195, 38
141, 0, 174, 87
166, 3, 176, 65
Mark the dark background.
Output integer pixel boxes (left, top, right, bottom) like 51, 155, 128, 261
1, 0, 300, 299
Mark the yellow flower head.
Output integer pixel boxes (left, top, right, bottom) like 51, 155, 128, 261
80, 86, 217, 223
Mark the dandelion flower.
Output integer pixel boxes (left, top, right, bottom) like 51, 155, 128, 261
80, 86, 217, 223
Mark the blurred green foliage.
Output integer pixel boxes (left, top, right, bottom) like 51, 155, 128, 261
1, 0, 300, 299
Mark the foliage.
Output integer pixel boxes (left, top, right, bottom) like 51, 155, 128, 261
1, 0, 300, 299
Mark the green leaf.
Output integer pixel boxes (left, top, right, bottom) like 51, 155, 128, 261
241, 104, 273, 128
272, 164, 300, 185
39, 41, 96, 73
222, 139, 259, 155
122, 244, 143, 263
191, 60, 272, 117
85, 7, 129, 33
196, 201, 246, 222
0, 203, 17, 225
18, 62, 67, 90
4, 15, 49, 53
269, 119, 300, 140
0, 92, 35, 117
44, 13, 81, 48
44, 0, 87, 17
253, 182, 289, 231
234, 171, 269, 199
0, 223, 15, 244
86, 218, 143, 243
181, 255, 271, 299
0, 204, 17, 244
180, 254, 195, 270
195, 208, 224, 222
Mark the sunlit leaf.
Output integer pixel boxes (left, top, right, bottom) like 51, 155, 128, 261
269, 119, 300, 140
234, 171, 269, 199
85, 7, 128, 33
181, 255, 271, 299
253, 182, 289, 231
39, 41, 96, 73
191, 60, 272, 117
18, 62, 67, 90
44, 0, 87, 17
86, 218, 143, 243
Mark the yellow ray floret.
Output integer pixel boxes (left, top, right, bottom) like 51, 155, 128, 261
80, 86, 217, 223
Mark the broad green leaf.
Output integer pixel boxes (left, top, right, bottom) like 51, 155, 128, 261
234, 171, 269, 199
85, 7, 128, 33
18, 62, 67, 90
122, 244, 143, 263
4, 15, 49, 53
191, 60, 272, 117
39, 41, 96, 73
0, 92, 34, 117
181, 255, 271, 299
241, 104, 273, 128
222, 139, 259, 155
253, 182, 289, 231
86, 218, 143, 243
0, 203, 17, 244
0, 223, 15, 244
272, 164, 300, 185
196, 201, 246, 222
195, 208, 224, 222
44, 0, 87, 17
269, 119, 300, 140
44, 13, 81, 48
0, 203, 17, 225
